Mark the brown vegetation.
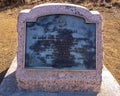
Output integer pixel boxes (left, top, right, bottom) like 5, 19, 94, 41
0, 1, 120, 85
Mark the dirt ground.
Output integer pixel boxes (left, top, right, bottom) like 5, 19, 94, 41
0, 1, 120, 85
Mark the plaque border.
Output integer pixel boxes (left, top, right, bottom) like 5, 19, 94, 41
24, 14, 97, 71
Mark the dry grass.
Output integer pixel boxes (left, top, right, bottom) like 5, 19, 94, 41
0, 10, 17, 73
0, 1, 120, 85
0, 9, 18, 83
101, 8, 120, 83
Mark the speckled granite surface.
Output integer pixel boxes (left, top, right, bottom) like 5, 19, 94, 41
17, 3, 102, 92
0, 57, 120, 96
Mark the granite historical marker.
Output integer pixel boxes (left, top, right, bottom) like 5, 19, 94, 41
17, 3, 102, 92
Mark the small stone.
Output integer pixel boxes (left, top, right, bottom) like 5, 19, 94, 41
100, 3, 105, 7
105, 5, 112, 8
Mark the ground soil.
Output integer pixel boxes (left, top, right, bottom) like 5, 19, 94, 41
0, 1, 120, 85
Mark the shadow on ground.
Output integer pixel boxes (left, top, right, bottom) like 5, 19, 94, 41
0, 69, 8, 84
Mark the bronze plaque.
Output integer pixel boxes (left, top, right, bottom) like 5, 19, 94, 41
25, 14, 96, 70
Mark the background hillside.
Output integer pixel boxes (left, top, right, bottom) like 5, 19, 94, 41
0, 0, 120, 85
